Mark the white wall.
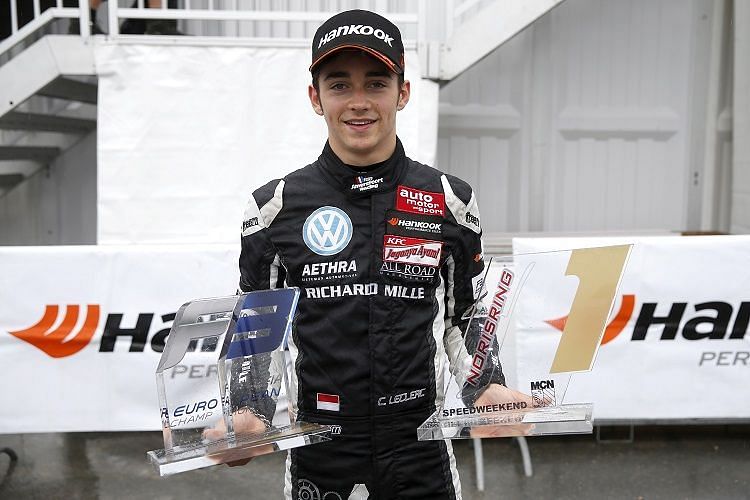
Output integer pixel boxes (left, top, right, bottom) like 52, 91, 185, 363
0, 130, 97, 245
437, 0, 731, 234
732, 0, 750, 234
95, 43, 437, 244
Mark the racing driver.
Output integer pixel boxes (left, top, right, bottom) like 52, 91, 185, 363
236, 9, 529, 499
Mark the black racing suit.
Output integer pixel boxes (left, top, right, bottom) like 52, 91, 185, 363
239, 138, 503, 499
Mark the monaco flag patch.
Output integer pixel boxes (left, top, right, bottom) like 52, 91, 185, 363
317, 393, 340, 412
382, 235, 443, 268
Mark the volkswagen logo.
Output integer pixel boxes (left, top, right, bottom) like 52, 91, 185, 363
303, 206, 353, 256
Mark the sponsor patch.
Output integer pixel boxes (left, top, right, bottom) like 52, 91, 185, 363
305, 283, 378, 299
350, 174, 384, 193
465, 211, 480, 232
301, 260, 358, 283
385, 209, 442, 238
382, 235, 442, 267
241, 197, 264, 237
304, 283, 425, 300
396, 185, 445, 216
379, 261, 438, 282
303, 206, 353, 256
242, 217, 259, 233
316, 393, 340, 412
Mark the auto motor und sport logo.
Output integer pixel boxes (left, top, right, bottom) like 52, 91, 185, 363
395, 186, 445, 216
545, 295, 750, 366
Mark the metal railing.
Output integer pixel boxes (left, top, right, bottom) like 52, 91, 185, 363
0, 0, 507, 75
1, 0, 424, 62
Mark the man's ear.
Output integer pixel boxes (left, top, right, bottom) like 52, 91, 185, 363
309, 85, 324, 116
397, 79, 411, 111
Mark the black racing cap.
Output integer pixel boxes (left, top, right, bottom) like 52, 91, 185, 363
310, 9, 404, 74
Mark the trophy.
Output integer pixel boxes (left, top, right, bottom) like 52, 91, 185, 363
418, 245, 632, 440
147, 288, 331, 475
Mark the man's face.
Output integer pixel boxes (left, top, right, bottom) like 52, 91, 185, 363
309, 50, 410, 166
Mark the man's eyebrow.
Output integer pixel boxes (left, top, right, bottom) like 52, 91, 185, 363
324, 71, 350, 80
366, 71, 393, 79
323, 70, 394, 80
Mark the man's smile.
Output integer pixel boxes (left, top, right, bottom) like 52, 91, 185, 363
344, 118, 377, 131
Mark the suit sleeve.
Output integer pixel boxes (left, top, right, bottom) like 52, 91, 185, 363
239, 179, 287, 292
234, 179, 286, 423
440, 175, 505, 405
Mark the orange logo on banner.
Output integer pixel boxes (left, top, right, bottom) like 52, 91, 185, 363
545, 294, 636, 346
9, 305, 100, 358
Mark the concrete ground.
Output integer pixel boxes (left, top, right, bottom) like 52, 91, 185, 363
0, 425, 748, 499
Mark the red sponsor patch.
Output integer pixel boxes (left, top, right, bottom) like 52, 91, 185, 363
383, 235, 443, 268
396, 185, 445, 216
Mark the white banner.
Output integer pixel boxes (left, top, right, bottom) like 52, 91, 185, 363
4, 237, 749, 433
0, 245, 238, 433
513, 236, 750, 421
95, 43, 438, 245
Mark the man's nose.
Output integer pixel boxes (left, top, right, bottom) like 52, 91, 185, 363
348, 87, 370, 110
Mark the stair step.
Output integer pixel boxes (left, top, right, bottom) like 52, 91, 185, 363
0, 111, 96, 133
38, 77, 98, 105
0, 174, 25, 190
0, 145, 61, 162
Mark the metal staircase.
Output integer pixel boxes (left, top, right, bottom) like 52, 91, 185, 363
0, 0, 564, 199
0, 32, 97, 197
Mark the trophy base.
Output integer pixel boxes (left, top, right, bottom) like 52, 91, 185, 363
417, 403, 593, 440
147, 421, 331, 476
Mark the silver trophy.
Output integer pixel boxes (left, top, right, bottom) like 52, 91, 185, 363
418, 245, 632, 440
147, 288, 330, 475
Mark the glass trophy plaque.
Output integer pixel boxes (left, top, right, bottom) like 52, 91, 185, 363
147, 288, 330, 475
418, 245, 632, 440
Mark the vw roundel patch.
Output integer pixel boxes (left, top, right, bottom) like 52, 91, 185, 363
303, 206, 353, 256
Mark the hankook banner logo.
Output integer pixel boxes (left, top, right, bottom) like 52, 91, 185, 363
7, 306, 179, 358
546, 294, 750, 344
9, 304, 100, 358
303, 206, 353, 256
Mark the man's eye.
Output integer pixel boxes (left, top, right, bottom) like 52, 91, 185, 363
370, 81, 387, 88
330, 83, 347, 90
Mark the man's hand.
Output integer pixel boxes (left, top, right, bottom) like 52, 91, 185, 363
470, 383, 535, 438
202, 410, 271, 467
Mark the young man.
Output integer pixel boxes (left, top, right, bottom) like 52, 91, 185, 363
238, 9, 526, 499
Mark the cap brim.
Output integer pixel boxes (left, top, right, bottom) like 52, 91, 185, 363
309, 44, 402, 74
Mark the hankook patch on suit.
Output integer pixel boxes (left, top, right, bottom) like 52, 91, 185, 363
385, 209, 442, 238
382, 235, 442, 267
303, 206, 353, 256
396, 185, 445, 216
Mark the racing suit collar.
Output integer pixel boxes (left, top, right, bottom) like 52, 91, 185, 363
318, 137, 407, 197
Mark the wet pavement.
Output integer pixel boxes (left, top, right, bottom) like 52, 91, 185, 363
0, 425, 748, 499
